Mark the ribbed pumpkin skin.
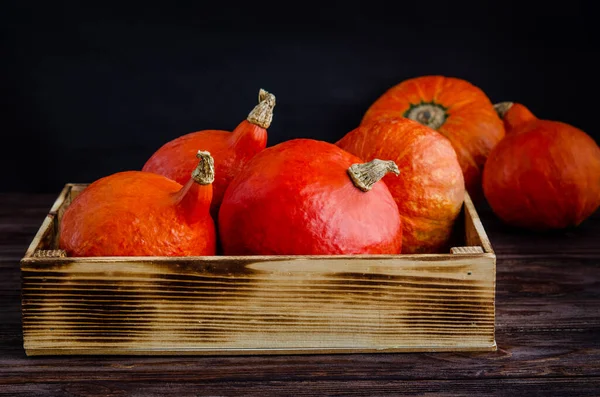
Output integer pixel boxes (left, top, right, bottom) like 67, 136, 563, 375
336, 117, 465, 253
483, 103, 600, 230
59, 172, 216, 257
218, 139, 403, 256
362, 75, 504, 199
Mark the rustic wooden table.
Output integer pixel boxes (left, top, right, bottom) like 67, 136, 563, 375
1, 193, 599, 396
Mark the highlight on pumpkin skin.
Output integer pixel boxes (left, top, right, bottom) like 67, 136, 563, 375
348, 159, 400, 192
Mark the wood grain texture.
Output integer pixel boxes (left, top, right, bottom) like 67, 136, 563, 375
21, 255, 495, 355
2, 193, 599, 396
20, 184, 496, 355
3, 378, 600, 397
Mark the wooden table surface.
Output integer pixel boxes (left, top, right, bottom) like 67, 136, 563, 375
1, 193, 599, 396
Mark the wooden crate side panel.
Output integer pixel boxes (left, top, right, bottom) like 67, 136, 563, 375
24, 184, 88, 258
22, 256, 496, 355
464, 194, 494, 254
22, 185, 72, 258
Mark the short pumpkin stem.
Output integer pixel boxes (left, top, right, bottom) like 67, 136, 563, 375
247, 88, 276, 129
494, 102, 514, 119
348, 159, 400, 192
191, 151, 215, 185
404, 102, 448, 130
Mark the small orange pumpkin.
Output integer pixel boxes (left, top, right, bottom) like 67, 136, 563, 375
143, 89, 275, 218
60, 151, 216, 257
483, 102, 600, 230
362, 75, 505, 199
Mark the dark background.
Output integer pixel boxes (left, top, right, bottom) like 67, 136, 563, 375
1, 0, 597, 193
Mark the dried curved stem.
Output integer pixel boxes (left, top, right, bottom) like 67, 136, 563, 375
348, 159, 400, 192
494, 102, 514, 119
247, 89, 276, 129
191, 151, 215, 185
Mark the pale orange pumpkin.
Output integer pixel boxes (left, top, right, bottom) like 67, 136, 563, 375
337, 117, 465, 253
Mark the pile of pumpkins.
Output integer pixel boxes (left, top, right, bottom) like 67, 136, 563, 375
59, 76, 600, 257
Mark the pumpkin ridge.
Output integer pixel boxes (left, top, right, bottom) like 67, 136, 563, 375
444, 97, 481, 113
432, 75, 446, 103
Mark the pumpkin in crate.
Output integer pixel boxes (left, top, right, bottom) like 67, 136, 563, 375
361, 75, 504, 199
143, 89, 275, 218
218, 139, 403, 255
483, 102, 600, 230
337, 117, 465, 253
59, 151, 216, 256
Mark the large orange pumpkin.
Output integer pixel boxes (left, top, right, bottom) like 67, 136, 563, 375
60, 151, 216, 257
362, 75, 504, 199
336, 117, 465, 253
143, 89, 275, 218
218, 139, 403, 255
483, 102, 600, 230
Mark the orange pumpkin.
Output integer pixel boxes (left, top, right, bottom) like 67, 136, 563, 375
483, 102, 600, 230
362, 75, 505, 199
218, 139, 403, 255
60, 151, 216, 257
337, 117, 465, 253
143, 89, 275, 218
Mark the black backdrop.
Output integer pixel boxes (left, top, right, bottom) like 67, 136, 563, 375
2, 0, 597, 193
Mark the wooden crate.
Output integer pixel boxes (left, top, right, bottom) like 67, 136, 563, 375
21, 183, 496, 356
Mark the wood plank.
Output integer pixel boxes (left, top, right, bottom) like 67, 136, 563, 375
21, 256, 496, 355
1, 328, 598, 382
464, 193, 494, 254
2, 377, 599, 396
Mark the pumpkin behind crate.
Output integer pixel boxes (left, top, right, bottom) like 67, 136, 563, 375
483, 102, 600, 230
362, 75, 505, 200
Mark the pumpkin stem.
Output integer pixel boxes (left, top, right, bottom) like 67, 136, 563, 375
173, 151, 215, 221
348, 159, 400, 192
494, 102, 514, 119
247, 88, 276, 129
191, 150, 215, 185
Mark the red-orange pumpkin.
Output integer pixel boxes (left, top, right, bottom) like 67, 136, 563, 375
60, 151, 216, 256
362, 75, 504, 199
483, 102, 600, 230
218, 139, 403, 255
336, 117, 465, 253
143, 89, 275, 218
